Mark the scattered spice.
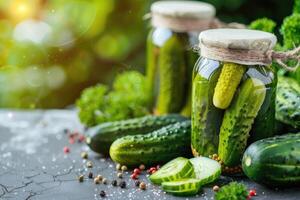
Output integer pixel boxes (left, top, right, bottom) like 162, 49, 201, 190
100, 190, 106, 198
249, 189, 257, 196
213, 185, 220, 192
102, 178, 108, 184
86, 161, 93, 168
63, 146, 70, 154
78, 134, 85, 143
63, 129, 69, 134
116, 163, 122, 171
117, 172, 123, 179
69, 138, 75, 144
148, 167, 157, 174
94, 177, 100, 184
81, 152, 88, 159
135, 180, 141, 187
130, 173, 138, 180
121, 165, 128, 171
139, 164, 145, 171
78, 175, 84, 182
119, 181, 126, 188
88, 172, 93, 179
112, 180, 118, 186
133, 168, 141, 175
96, 175, 103, 181
139, 182, 146, 190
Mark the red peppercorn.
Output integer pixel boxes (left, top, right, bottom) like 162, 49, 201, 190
78, 135, 85, 143
149, 167, 156, 171
69, 138, 75, 144
247, 195, 252, 200
151, 169, 157, 174
130, 173, 138, 180
63, 146, 70, 153
249, 189, 257, 196
133, 168, 141, 174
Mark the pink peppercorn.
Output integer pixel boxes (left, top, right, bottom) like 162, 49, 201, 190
63, 146, 70, 153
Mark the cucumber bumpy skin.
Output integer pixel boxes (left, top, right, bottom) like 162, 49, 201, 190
276, 76, 300, 129
85, 114, 187, 155
180, 51, 199, 117
218, 78, 266, 167
213, 63, 246, 109
191, 62, 223, 157
249, 67, 277, 142
156, 35, 186, 115
109, 121, 192, 166
242, 133, 300, 187
146, 30, 159, 107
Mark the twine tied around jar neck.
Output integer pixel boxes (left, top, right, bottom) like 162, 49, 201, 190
144, 13, 246, 32
198, 42, 300, 72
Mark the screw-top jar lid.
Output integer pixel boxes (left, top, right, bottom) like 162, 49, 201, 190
199, 28, 277, 52
151, 1, 216, 19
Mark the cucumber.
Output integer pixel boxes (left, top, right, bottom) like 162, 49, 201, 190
249, 67, 277, 142
242, 133, 300, 187
213, 63, 246, 109
162, 179, 201, 196
218, 78, 266, 167
85, 114, 187, 155
190, 157, 221, 185
191, 62, 223, 157
276, 76, 300, 129
150, 157, 195, 185
180, 50, 198, 117
156, 35, 186, 114
109, 121, 192, 166
146, 30, 159, 107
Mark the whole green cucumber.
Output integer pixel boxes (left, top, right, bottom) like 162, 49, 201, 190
276, 76, 300, 129
218, 78, 266, 167
86, 114, 187, 155
249, 67, 277, 142
242, 133, 300, 187
156, 35, 186, 114
191, 62, 223, 157
109, 121, 192, 166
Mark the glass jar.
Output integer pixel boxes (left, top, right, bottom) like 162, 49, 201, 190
191, 29, 277, 173
146, 1, 216, 116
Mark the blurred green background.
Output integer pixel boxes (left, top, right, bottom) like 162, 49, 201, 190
0, 0, 293, 108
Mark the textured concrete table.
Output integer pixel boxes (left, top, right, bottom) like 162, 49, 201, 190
0, 110, 299, 200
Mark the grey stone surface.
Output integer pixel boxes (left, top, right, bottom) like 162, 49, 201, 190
0, 110, 298, 200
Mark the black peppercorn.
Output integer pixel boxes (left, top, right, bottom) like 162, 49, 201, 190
88, 172, 93, 179
135, 180, 141, 187
63, 129, 69, 134
100, 190, 106, 198
112, 180, 118, 186
119, 181, 126, 188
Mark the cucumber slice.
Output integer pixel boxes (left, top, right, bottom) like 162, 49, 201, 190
190, 157, 221, 185
150, 157, 194, 185
162, 179, 201, 196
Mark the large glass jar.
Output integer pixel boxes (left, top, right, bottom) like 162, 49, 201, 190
146, 1, 216, 116
191, 29, 277, 173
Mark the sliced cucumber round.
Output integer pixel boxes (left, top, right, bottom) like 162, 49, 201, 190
162, 179, 201, 196
190, 156, 221, 185
149, 157, 194, 185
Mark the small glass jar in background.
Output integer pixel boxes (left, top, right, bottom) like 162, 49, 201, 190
146, 1, 216, 117
191, 29, 277, 173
